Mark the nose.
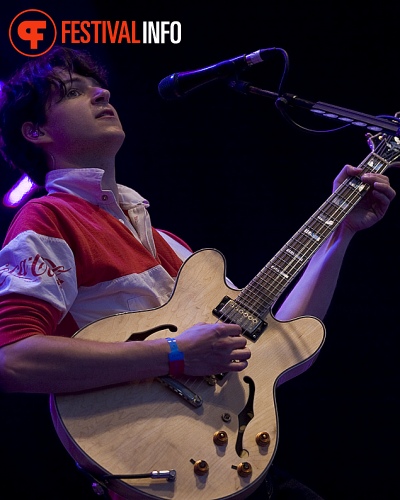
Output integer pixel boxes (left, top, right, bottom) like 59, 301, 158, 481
92, 87, 110, 104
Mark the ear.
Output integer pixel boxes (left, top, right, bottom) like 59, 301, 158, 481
21, 122, 49, 144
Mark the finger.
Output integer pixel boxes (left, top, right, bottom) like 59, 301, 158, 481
217, 322, 243, 337
361, 174, 396, 201
227, 360, 249, 372
333, 164, 361, 187
370, 187, 395, 207
230, 347, 251, 360
230, 336, 248, 349
372, 181, 396, 201
361, 172, 389, 184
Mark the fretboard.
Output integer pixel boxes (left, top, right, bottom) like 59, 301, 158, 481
235, 135, 399, 319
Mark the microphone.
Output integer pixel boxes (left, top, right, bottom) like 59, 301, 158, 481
158, 48, 276, 100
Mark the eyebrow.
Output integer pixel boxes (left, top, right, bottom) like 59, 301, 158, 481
60, 75, 100, 87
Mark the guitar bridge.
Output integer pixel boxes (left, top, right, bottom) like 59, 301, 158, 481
213, 296, 267, 341
157, 376, 203, 407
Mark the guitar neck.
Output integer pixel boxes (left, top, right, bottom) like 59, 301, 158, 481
237, 143, 393, 319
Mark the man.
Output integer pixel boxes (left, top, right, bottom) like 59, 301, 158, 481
0, 46, 396, 498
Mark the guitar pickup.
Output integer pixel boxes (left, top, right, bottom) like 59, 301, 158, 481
212, 296, 267, 341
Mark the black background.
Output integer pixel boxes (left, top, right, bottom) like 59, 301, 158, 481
1, 1, 400, 499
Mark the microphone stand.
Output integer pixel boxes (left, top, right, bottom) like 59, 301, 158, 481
229, 80, 400, 136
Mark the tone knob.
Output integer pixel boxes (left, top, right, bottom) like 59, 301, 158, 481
256, 431, 270, 447
213, 430, 228, 446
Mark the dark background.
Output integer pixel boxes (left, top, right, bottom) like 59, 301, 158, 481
1, 1, 399, 499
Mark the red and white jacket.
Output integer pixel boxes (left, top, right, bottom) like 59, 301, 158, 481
0, 168, 192, 347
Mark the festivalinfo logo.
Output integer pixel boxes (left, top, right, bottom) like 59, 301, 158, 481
9, 9, 182, 57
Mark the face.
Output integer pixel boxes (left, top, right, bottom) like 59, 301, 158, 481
38, 71, 126, 165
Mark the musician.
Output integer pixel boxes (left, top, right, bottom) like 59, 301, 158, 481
0, 46, 395, 499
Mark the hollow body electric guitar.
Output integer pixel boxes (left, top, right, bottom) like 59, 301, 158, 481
51, 133, 400, 500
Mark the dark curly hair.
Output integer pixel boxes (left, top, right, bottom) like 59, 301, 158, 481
0, 46, 109, 186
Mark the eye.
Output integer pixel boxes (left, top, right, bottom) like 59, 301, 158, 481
65, 88, 82, 99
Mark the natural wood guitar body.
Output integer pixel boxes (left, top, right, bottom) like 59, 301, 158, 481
52, 248, 325, 499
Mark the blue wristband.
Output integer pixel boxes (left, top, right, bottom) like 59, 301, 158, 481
166, 337, 184, 376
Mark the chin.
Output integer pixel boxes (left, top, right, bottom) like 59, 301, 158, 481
101, 129, 126, 149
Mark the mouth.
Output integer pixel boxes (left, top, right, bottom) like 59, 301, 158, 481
96, 108, 115, 118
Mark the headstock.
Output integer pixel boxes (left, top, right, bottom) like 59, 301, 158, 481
367, 132, 400, 165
